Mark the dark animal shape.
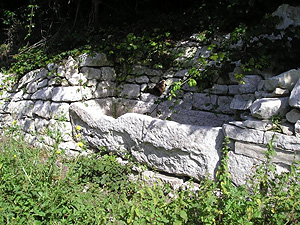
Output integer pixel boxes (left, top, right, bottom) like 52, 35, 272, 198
147, 80, 166, 96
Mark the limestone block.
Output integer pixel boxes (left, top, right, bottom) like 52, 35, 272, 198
228, 85, 239, 95
264, 131, 300, 151
230, 94, 255, 110
135, 75, 149, 84
242, 118, 273, 131
10, 90, 24, 101
209, 84, 228, 95
238, 75, 262, 94
289, 78, 300, 108
31, 87, 53, 100
192, 93, 217, 111
131, 65, 163, 76
78, 53, 113, 67
81, 67, 101, 80
52, 86, 93, 102
216, 96, 234, 114
67, 73, 87, 86
250, 97, 290, 119
51, 102, 70, 121
18, 68, 48, 90
228, 151, 260, 186
32, 101, 52, 119
158, 109, 234, 127
26, 81, 39, 94
286, 108, 300, 123
235, 141, 299, 165
264, 69, 300, 91
272, 4, 300, 29
69, 102, 224, 180
119, 84, 140, 99
6, 100, 34, 118
102, 67, 116, 81
94, 81, 116, 98
223, 123, 265, 144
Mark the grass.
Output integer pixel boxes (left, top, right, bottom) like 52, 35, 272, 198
0, 129, 300, 224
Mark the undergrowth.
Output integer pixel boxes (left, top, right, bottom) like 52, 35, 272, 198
0, 126, 300, 224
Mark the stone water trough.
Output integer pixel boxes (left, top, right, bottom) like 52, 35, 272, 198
69, 98, 224, 181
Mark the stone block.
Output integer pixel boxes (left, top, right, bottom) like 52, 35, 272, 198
119, 84, 140, 99
94, 81, 116, 98
289, 78, 300, 108
238, 75, 262, 94
223, 123, 265, 144
52, 86, 93, 102
250, 97, 290, 119
286, 108, 300, 123
230, 94, 255, 110
192, 93, 217, 111
31, 87, 53, 100
265, 69, 300, 91
78, 53, 113, 67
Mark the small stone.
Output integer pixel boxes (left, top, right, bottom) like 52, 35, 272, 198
286, 108, 300, 123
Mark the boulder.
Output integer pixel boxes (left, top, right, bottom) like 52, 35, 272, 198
250, 97, 290, 119
69, 102, 224, 180
272, 4, 300, 29
264, 69, 300, 91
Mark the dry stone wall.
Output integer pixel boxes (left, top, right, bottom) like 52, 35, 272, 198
1, 5, 300, 185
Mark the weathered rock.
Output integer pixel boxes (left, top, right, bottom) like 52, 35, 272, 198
192, 93, 217, 111
264, 131, 300, 151
230, 94, 255, 110
131, 65, 163, 76
32, 101, 52, 119
289, 78, 300, 108
52, 86, 93, 102
135, 75, 149, 84
69, 102, 223, 180
228, 151, 260, 186
159, 109, 234, 127
264, 69, 300, 91
119, 84, 140, 99
238, 75, 262, 94
250, 97, 290, 119
6, 100, 34, 118
67, 73, 87, 86
31, 87, 53, 100
17, 69, 48, 90
94, 81, 116, 98
78, 53, 113, 67
174, 69, 189, 78
223, 123, 265, 144
51, 102, 70, 121
216, 96, 234, 114
272, 4, 300, 29
209, 84, 228, 95
48, 119, 73, 142
286, 108, 300, 123
235, 141, 299, 165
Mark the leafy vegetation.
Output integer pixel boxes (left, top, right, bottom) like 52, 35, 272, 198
0, 124, 300, 224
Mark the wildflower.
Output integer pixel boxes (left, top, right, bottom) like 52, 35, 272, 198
75, 133, 81, 138
1, 208, 3, 211
76, 125, 81, 131
56, 150, 61, 154
12, 120, 17, 126
77, 142, 84, 148
13, 155, 17, 158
